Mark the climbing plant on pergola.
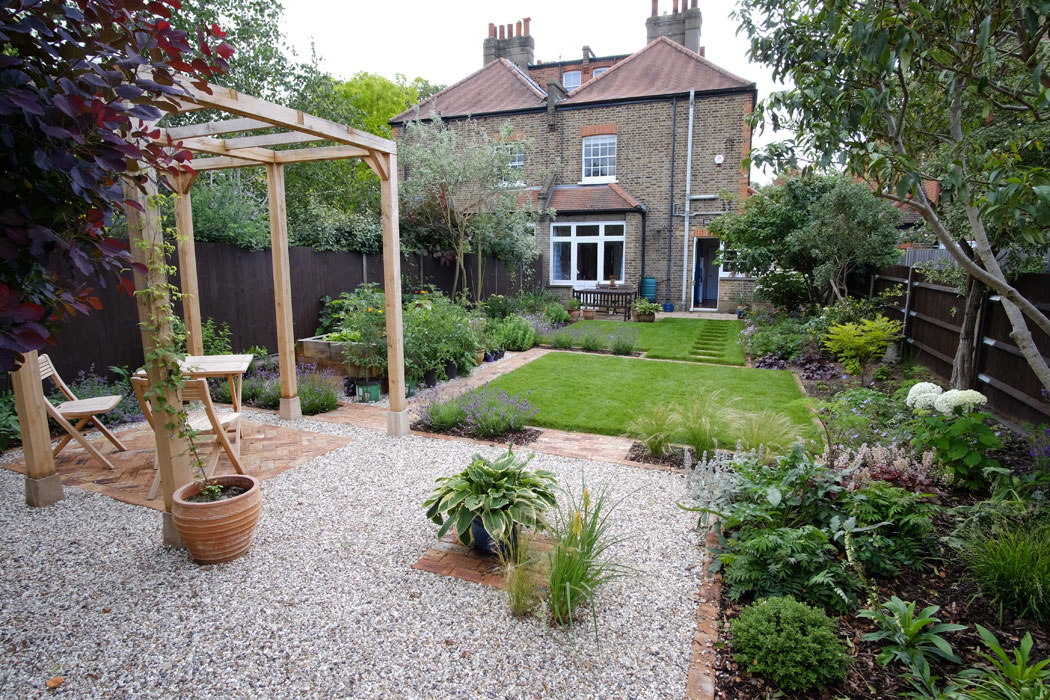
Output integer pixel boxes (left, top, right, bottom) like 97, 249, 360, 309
11, 76, 409, 545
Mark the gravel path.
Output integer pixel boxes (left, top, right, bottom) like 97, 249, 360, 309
0, 417, 704, 699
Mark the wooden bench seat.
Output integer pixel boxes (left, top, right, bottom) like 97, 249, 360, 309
573, 288, 636, 321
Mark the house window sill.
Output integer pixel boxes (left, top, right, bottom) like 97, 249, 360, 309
578, 177, 617, 185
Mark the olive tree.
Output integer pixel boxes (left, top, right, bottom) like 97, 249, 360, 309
735, 0, 1050, 392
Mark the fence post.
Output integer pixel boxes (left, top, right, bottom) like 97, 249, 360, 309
901, 266, 915, 341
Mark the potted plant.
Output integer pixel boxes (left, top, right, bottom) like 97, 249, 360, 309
423, 447, 559, 555
582, 306, 597, 320
135, 236, 261, 565
566, 298, 581, 322
343, 305, 387, 402
632, 298, 661, 322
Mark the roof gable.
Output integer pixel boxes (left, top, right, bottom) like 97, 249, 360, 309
563, 36, 753, 105
390, 58, 547, 124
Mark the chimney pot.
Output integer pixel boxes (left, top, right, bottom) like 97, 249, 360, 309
506, 23, 513, 38
673, 0, 679, 12
499, 24, 505, 39
699, 46, 705, 56
690, 0, 697, 7
651, 0, 658, 17
523, 17, 531, 35
488, 22, 496, 38
516, 20, 522, 37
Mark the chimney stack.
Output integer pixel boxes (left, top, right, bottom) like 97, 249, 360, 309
646, 0, 702, 53
651, 0, 658, 17
483, 17, 536, 70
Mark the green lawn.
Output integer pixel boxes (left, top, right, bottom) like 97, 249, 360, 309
573, 318, 746, 365
487, 352, 814, 440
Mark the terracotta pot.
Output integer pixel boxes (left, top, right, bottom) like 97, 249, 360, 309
172, 475, 262, 564
633, 312, 656, 323
582, 309, 596, 320
569, 309, 581, 321
476, 350, 485, 366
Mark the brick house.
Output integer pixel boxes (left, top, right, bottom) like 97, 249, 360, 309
391, 1, 758, 312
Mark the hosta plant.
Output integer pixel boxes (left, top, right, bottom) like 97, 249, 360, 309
423, 448, 559, 545
858, 596, 966, 669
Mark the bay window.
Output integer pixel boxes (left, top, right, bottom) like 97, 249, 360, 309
550, 222, 626, 286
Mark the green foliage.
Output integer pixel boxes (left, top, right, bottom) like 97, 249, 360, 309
495, 315, 536, 352
913, 411, 1003, 490
734, 409, 799, 454
550, 329, 575, 350
823, 315, 902, 379
609, 330, 637, 356
417, 393, 467, 432
624, 405, 679, 458
675, 388, 740, 455
542, 303, 570, 326
200, 318, 233, 356
423, 448, 559, 545
0, 393, 20, 451
741, 311, 821, 361
632, 298, 663, 316
859, 596, 966, 669
955, 626, 1050, 700
497, 532, 543, 618
184, 173, 270, 250
754, 269, 810, 310
546, 482, 631, 633
844, 481, 936, 578
873, 364, 895, 381
963, 521, 1050, 623
577, 325, 608, 353
289, 200, 382, 254
821, 387, 912, 447
730, 596, 851, 692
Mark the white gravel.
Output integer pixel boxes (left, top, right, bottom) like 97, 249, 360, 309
0, 419, 705, 699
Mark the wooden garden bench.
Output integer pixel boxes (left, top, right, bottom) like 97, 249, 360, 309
573, 288, 636, 321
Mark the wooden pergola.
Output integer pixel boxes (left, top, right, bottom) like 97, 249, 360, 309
11, 78, 410, 545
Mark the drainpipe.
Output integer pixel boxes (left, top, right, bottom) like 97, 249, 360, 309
640, 206, 648, 285
681, 89, 695, 309
665, 95, 677, 306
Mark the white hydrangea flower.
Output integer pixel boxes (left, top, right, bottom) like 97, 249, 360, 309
933, 389, 988, 414
905, 382, 943, 409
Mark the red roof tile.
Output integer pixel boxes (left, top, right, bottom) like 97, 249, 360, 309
562, 37, 753, 105
548, 184, 642, 212
390, 58, 546, 123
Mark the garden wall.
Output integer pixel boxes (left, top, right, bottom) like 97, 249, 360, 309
858, 265, 1050, 427
13, 242, 539, 389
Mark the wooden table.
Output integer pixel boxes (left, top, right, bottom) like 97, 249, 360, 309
180, 354, 253, 411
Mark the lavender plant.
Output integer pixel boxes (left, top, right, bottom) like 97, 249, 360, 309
461, 385, 538, 438
609, 328, 639, 355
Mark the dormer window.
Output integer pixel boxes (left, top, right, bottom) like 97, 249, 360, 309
592, 67, 607, 78
581, 134, 617, 183
563, 70, 581, 91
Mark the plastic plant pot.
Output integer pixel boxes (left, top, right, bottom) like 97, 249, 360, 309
357, 379, 381, 402
423, 369, 438, 388
444, 360, 458, 380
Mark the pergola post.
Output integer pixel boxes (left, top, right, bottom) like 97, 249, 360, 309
11, 351, 64, 506
124, 176, 192, 547
167, 171, 203, 356
265, 162, 301, 421
380, 152, 410, 436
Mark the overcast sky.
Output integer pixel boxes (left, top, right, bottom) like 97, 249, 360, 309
283, 0, 787, 184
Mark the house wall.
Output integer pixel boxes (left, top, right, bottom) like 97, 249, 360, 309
403, 88, 757, 310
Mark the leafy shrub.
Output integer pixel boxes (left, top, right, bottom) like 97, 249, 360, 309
546, 482, 631, 630
715, 524, 862, 612
730, 596, 851, 692
624, 405, 679, 458
289, 199, 382, 254
550, 329, 575, 349
954, 626, 1050, 699
298, 371, 341, 415
823, 315, 902, 379
417, 391, 467, 432
754, 269, 810, 309
632, 298, 662, 316
753, 353, 786, 369
795, 351, 837, 380
913, 410, 1002, 489
0, 392, 22, 450
858, 596, 966, 668
460, 385, 538, 438
741, 311, 823, 361
577, 325, 608, 352
543, 303, 570, 326
822, 387, 912, 447
844, 481, 936, 577
964, 521, 1050, 622
609, 328, 638, 355
200, 317, 232, 355
496, 315, 536, 351
872, 364, 895, 381
482, 294, 515, 319
837, 443, 939, 494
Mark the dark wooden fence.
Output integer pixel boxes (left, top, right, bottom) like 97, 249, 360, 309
861, 265, 1050, 426
14, 242, 539, 390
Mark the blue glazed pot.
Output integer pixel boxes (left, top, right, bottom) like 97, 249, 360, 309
470, 515, 517, 556
661, 302, 675, 312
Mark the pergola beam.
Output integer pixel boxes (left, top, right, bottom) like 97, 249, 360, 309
165, 116, 275, 139
157, 132, 276, 164
190, 145, 371, 171
225, 132, 326, 149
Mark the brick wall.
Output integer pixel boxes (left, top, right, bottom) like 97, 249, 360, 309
406, 88, 756, 309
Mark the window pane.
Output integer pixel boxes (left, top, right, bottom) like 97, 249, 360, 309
577, 242, 598, 281
552, 225, 571, 238
582, 135, 617, 180
604, 224, 624, 237
552, 241, 572, 281
603, 241, 624, 281
563, 71, 581, 91
577, 225, 599, 237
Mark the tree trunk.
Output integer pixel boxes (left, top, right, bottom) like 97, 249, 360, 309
950, 273, 986, 390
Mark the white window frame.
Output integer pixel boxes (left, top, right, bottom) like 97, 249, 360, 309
580, 134, 617, 184
549, 221, 627, 287
592, 67, 607, 78
563, 70, 581, 91
508, 142, 525, 169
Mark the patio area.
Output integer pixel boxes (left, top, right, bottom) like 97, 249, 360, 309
0, 412, 713, 699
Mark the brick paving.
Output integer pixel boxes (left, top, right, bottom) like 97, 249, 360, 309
412, 531, 554, 589
2, 421, 351, 511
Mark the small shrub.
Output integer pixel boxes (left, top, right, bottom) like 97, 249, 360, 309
845, 480, 937, 577
734, 409, 797, 454
624, 404, 679, 458
633, 298, 662, 316
200, 317, 233, 355
49, 367, 141, 426
460, 385, 538, 438
964, 521, 1050, 622
795, 351, 837, 380
753, 353, 786, 369
872, 364, 895, 381
858, 596, 966, 668
550, 329, 575, 350
823, 315, 902, 380
913, 410, 1002, 489
546, 482, 631, 632
543, 303, 570, 326
577, 325, 608, 352
609, 328, 638, 355
497, 315, 536, 351
297, 369, 341, 415
730, 596, 850, 692
754, 270, 810, 310
417, 391, 467, 432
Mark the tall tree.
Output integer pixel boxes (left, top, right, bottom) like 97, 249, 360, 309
735, 0, 1050, 392
0, 0, 229, 371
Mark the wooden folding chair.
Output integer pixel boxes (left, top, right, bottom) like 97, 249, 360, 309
131, 377, 243, 500
38, 354, 128, 470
